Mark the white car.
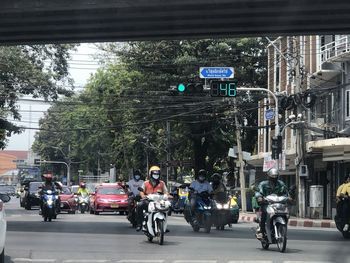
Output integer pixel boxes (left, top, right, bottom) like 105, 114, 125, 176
0, 194, 11, 262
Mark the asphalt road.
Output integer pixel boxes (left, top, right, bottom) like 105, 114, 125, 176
4, 198, 350, 263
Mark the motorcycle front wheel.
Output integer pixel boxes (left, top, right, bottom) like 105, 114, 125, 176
261, 239, 269, 250
276, 224, 287, 253
157, 220, 164, 245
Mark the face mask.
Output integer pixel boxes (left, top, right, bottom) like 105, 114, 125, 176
152, 174, 160, 180
198, 176, 205, 182
134, 175, 140, 180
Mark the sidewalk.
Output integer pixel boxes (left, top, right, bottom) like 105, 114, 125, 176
239, 212, 336, 229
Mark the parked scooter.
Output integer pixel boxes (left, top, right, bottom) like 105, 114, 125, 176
212, 191, 239, 230
78, 193, 90, 214
184, 189, 213, 233
42, 189, 58, 222
334, 196, 350, 239
138, 187, 171, 245
255, 194, 289, 252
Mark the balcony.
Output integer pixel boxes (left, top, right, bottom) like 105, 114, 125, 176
320, 36, 350, 64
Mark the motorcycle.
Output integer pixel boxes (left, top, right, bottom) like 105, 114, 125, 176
138, 188, 171, 245
171, 184, 189, 214
184, 190, 213, 233
255, 194, 289, 253
334, 196, 350, 239
127, 193, 141, 228
78, 193, 90, 214
212, 191, 239, 230
42, 189, 58, 222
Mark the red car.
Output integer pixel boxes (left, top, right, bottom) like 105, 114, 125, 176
90, 184, 128, 215
59, 186, 77, 214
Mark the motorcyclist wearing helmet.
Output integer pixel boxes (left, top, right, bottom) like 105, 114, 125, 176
77, 182, 89, 196
38, 173, 57, 215
255, 168, 289, 239
127, 169, 144, 219
211, 173, 227, 202
189, 169, 213, 223
136, 166, 168, 231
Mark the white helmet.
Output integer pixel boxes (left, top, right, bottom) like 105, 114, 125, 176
267, 168, 279, 179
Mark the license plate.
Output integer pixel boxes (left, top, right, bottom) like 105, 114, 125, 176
111, 204, 119, 208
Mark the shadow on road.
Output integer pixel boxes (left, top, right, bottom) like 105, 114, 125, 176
5, 255, 14, 263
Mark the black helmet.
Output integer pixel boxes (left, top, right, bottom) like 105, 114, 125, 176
133, 169, 142, 181
211, 173, 221, 185
197, 169, 207, 182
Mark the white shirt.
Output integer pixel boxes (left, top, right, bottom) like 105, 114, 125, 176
127, 179, 144, 196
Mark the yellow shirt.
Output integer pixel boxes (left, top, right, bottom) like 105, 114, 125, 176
340, 183, 350, 196
337, 183, 346, 197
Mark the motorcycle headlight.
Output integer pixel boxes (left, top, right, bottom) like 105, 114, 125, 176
47, 200, 53, 205
216, 204, 223, 209
204, 206, 211, 209
223, 204, 229, 209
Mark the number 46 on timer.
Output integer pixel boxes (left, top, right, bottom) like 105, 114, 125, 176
210, 81, 237, 97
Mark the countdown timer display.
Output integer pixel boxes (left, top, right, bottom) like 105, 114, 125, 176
210, 81, 237, 97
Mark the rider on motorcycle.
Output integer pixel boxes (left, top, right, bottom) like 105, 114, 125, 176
127, 169, 144, 217
255, 168, 290, 239
211, 173, 227, 202
339, 176, 350, 231
189, 169, 213, 223
136, 166, 168, 231
38, 174, 57, 215
77, 182, 89, 196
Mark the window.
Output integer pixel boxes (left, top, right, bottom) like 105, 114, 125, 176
97, 187, 125, 195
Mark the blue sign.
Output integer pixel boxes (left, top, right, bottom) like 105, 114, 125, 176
200, 67, 234, 79
265, 109, 275, 120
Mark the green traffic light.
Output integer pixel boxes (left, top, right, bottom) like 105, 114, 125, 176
178, 83, 185, 92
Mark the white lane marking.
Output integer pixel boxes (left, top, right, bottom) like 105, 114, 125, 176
63, 261, 109, 263
227, 261, 272, 263
118, 261, 164, 263
13, 259, 56, 262
173, 261, 217, 263
283, 262, 336, 263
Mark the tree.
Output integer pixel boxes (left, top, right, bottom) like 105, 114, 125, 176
0, 44, 75, 149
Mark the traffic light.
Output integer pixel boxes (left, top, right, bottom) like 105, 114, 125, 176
271, 135, 282, 160
168, 83, 205, 96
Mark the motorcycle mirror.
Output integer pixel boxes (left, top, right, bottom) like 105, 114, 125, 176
0, 194, 10, 203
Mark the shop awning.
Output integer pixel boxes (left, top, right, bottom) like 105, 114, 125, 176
307, 138, 350, 161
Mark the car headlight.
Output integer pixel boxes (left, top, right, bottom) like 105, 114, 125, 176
216, 204, 223, 209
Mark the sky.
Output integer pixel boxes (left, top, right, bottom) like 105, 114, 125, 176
5, 44, 100, 151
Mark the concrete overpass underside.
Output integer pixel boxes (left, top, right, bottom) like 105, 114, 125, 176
1, 0, 350, 44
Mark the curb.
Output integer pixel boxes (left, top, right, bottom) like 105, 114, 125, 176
239, 214, 336, 229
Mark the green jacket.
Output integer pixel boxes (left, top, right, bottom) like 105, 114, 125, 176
255, 180, 289, 198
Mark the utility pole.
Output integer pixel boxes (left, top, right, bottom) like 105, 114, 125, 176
67, 144, 71, 187
234, 98, 247, 212
166, 121, 171, 187
294, 36, 305, 218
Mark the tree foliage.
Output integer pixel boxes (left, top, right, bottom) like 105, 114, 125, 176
0, 44, 75, 149
33, 38, 267, 181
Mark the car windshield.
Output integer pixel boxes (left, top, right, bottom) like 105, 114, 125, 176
29, 182, 42, 192
97, 187, 125, 195
61, 187, 71, 195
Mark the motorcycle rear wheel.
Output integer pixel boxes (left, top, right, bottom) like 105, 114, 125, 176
157, 220, 164, 245
276, 224, 287, 253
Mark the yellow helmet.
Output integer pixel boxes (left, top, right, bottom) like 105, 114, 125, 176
149, 165, 161, 180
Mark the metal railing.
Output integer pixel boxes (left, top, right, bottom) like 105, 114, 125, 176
320, 36, 350, 65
